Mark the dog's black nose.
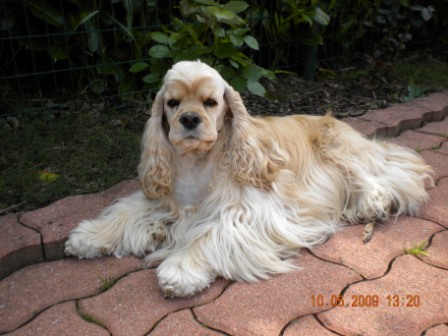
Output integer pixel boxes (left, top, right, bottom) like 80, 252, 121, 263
179, 112, 202, 130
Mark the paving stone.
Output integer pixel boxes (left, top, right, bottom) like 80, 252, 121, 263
391, 130, 445, 152
420, 177, 448, 228
421, 151, 448, 181
434, 140, 448, 155
0, 256, 140, 333
360, 103, 433, 137
79, 269, 229, 336
283, 315, 338, 336
318, 255, 448, 336
194, 251, 361, 336
0, 214, 43, 280
5, 301, 109, 336
19, 180, 139, 260
417, 117, 448, 137
424, 324, 448, 336
418, 230, 448, 270
148, 309, 222, 336
312, 217, 441, 279
413, 92, 448, 121
343, 117, 386, 138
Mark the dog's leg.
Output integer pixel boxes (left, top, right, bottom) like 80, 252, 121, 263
64, 191, 170, 259
156, 244, 217, 298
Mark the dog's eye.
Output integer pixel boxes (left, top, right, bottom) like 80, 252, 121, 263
167, 99, 180, 108
204, 98, 217, 107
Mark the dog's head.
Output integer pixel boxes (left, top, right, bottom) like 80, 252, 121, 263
159, 61, 230, 154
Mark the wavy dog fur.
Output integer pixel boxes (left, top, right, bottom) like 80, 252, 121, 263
65, 60, 433, 297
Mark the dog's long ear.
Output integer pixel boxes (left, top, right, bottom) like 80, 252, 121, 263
224, 85, 286, 190
138, 89, 174, 199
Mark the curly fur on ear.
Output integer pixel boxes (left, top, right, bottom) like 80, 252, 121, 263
138, 90, 174, 199
224, 85, 288, 190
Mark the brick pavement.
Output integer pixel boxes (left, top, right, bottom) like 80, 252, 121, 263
1, 92, 448, 336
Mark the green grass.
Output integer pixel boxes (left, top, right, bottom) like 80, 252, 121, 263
405, 240, 429, 257
99, 275, 117, 292
0, 106, 144, 212
394, 60, 448, 93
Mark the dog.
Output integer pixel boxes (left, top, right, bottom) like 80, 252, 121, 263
65, 60, 432, 298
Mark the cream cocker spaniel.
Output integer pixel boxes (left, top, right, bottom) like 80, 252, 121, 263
65, 60, 432, 298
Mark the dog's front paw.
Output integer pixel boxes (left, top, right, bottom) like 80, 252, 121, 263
64, 222, 106, 259
157, 260, 215, 298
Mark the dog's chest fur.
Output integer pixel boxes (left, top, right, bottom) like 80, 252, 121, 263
172, 153, 215, 211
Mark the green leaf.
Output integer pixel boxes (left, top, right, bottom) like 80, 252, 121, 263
143, 73, 160, 84
229, 34, 244, 47
89, 79, 106, 95
313, 7, 330, 26
205, 7, 235, 21
230, 76, 247, 91
213, 27, 225, 38
243, 35, 259, 50
150, 32, 170, 45
224, 1, 249, 14
149, 45, 172, 58
129, 62, 149, 73
105, 13, 135, 41
193, 0, 217, 5
242, 64, 263, 81
232, 28, 251, 36
214, 43, 237, 59
74, 10, 99, 30
299, 32, 323, 46
47, 46, 69, 62
247, 80, 266, 96
25, 0, 64, 27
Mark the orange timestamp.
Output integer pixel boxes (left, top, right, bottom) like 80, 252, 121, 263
311, 294, 421, 308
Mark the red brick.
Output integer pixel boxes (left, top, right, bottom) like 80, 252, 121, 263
0, 256, 140, 333
413, 91, 448, 121
418, 230, 448, 270
421, 151, 448, 181
424, 324, 448, 336
417, 117, 448, 137
283, 315, 339, 336
391, 130, 444, 152
312, 217, 441, 279
0, 214, 43, 279
420, 178, 448, 228
149, 309, 222, 336
319, 255, 448, 336
434, 141, 448, 155
19, 180, 139, 260
79, 269, 229, 336
194, 251, 361, 336
343, 117, 386, 138
5, 301, 109, 336
360, 102, 432, 137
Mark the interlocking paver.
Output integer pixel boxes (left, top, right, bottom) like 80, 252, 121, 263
78, 269, 229, 336
0, 214, 43, 280
343, 117, 386, 138
421, 150, 448, 181
417, 116, 448, 136
19, 180, 139, 260
4, 301, 109, 336
0, 256, 140, 333
194, 251, 361, 336
413, 92, 448, 121
424, 324, 448, 336
435, 140, 448, 154
420, 177, 448, 228
391, 130, 445, 152
148, 309, 222, 336
318, 255, 448, 336
418, 230, 448, 270
283, 315, 338, 336
360, 103, 432, 136
312, 216, 442, 279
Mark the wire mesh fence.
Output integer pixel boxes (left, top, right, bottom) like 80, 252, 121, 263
1, 0, 445, 118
